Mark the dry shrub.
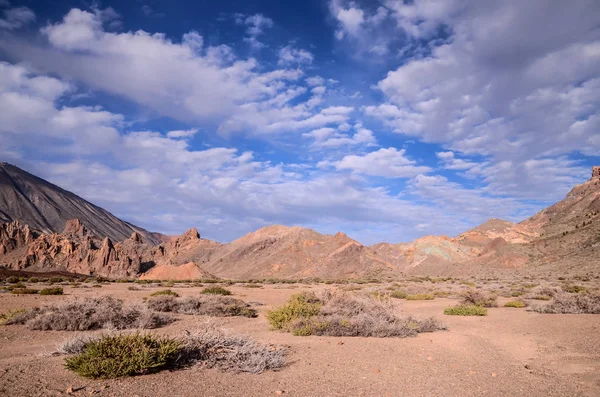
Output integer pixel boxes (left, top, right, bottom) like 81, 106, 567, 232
0, 308, 27, 325
268, 291, 446, 338
461, 290, 497, 307
6, 296, 173, 330
147, 295, 256, 318
178, 322, 285, 373
61, 323, 284, 379
532, 293, 600, 314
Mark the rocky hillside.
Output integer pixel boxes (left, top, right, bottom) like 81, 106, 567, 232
1, 164, 598, 279
0, 162, 161, 244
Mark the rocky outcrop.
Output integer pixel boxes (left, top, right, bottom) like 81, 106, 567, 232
593, 166, 600, 179
0, 221, 36, 255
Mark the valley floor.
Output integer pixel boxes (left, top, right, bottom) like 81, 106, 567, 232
1, 282, 599, 397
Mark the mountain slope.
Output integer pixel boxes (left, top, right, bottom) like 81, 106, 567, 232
0, 162, 161, 244
147, 225, 398, 279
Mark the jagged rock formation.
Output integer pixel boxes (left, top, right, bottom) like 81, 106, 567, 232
0, 162, 162, 244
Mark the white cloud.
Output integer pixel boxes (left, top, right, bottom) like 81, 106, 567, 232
0, 6, 35, 30
365, 0, 600, 201
278, 45, 313, 66
305, 76, 324, 86
0, 9, 334, 138
332, 147, 430, 178
166, 128, 198, 139
303, 123, 377, 149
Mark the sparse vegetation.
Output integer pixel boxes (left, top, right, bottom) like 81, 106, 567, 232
405, 293, 435, 300
268, 291, 446, 337
444, 305, 488, 316
0, 308, 27, 325
201, 286, 232, 295
390, 290, 407, 299
461, 290, 497, 307
147, 295, 256, 317
39, 287, 64, 295
63, 323, 285, 379
4, 296, 173, 330
532, 294, 600, 314
563, 285, 586, 294
504, 300, 526, 308
11, 287, 39, 294
150, 289, 180, 297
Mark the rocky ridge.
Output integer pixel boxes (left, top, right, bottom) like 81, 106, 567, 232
1, 165, 599, 279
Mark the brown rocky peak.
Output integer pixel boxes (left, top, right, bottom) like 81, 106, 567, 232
592, 166, 600, 179
130, 231, 143, 243
62, 219, 89, 239
334, 231, 347, 238
180, 228, 200, 241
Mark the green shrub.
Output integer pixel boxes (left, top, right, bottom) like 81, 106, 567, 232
267, 293, 322, 330
6, 276, 19, 284
200, 286, 232, 296
504, 300, 526, 308
390, 290, 407, 299
405, 293, 434, 300
27, 277, 39, 283
150, 289, 180, 297
11, 288, 39, 295
49, 277, 63, 283
444, 305, 488, 316
533, 295, 552, 301
39, 287, 64, 295
65, 333, 181, 379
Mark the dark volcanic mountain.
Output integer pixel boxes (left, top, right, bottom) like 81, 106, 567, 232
0, 162, 161, 245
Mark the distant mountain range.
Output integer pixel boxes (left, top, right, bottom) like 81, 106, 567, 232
1, 162, 599, 279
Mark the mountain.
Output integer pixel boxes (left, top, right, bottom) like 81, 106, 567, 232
0, 162, 161, 244
1, 163, 598, 279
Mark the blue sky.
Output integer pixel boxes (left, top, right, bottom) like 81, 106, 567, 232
0, 0, 599, 244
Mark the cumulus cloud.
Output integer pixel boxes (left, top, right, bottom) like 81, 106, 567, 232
0, 6, 35, 30
365, 0, 600, 201
278, 45, 313, 65
303, 123, 377, 149
330, 147, 431, 178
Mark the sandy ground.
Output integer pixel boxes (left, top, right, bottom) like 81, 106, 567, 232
1, 282, 599, 397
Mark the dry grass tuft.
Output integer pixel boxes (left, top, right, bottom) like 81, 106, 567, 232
531, 293, 600, 314
268, 291, 446, 338
461, 290, 497, 307
5, 296, 173, 330
147, 295, 256, 318
178, 322, 285, 373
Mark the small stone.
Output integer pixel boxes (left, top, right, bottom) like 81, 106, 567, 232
66, 386, 74, 394
374, 368, 380, 374
275, 391, 285, 395
491, 373, 497, 377
337, 341, 344, 345
469, 370, 477, 375
427, 356, 433, 361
